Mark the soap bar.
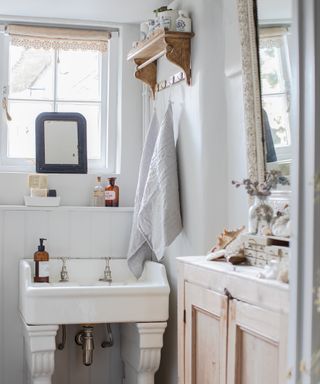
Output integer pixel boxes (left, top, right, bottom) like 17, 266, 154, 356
31, 188, 48, 197
28, 174, 48, 189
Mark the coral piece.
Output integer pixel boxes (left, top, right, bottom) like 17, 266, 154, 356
271, 205, 291, 238
210, 226, 245, 252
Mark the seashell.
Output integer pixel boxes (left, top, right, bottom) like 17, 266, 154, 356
210, 226, 245, 252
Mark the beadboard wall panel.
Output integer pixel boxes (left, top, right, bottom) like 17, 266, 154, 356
0, 207, 133, 384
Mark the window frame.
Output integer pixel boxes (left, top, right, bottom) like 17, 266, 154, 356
0, 26, 118, 174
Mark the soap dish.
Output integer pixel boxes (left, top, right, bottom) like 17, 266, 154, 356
24, 196, 61, 207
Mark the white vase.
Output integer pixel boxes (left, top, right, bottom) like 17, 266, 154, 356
175, 10, 192, 33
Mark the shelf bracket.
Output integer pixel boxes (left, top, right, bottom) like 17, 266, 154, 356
134, 59, 157, 99
164, 36, 192, 85
128, 30, 194, 97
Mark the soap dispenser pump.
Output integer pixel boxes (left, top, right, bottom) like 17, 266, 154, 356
34, 238, 49, 283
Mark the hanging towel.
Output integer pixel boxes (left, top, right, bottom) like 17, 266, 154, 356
127, 110, 160, 278
138, 102, 182, 260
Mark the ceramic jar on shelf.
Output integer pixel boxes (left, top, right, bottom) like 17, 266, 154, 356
157, 9, 179, 31
176, 10, 192, 32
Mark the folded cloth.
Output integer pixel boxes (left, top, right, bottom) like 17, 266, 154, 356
127, 110, 160, 278
138, 102, 182, 260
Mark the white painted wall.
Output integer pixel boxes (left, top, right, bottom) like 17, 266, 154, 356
151, 1, 248, 383
257, 0, 292, 21
152, 1, 248, 383
0, 0, 170, 23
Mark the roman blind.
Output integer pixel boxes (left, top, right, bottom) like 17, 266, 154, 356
259, 27, 288, 49
6, 24, 111, 52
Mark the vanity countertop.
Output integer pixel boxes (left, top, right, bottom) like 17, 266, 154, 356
177, 256, 289, 313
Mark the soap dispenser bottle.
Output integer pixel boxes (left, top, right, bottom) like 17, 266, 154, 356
34, 238, 49, 283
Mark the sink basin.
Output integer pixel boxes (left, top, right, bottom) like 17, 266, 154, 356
19, 259, 170, 325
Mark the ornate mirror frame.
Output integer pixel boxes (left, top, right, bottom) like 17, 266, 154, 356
237, 0, 266, 183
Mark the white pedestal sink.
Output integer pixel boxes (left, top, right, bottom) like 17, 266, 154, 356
19, 258, 170, 384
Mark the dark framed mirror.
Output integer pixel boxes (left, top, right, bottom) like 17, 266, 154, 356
36, 112, 87, 174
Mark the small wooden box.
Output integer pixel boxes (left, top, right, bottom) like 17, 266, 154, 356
241, 234, 290, 267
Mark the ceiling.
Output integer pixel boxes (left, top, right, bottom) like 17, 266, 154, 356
0, 0, 172, 24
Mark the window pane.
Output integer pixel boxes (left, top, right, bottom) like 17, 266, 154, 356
7, 101, 53, 158
57, 103, 101, 159
262, 94, 291, 148
57, 50, 101, 101
259, 42, 287, 95
9, 45, 54, 100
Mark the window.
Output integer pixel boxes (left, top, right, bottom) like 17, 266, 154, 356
259, 27, 292, 163
0, 24, 117, 172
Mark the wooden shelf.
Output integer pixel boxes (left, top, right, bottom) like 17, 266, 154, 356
127, 28, 194, 97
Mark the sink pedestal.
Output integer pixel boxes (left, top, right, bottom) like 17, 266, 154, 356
23, 321, 166, 384
23, 323, 59, 384
121, 322, 167, 384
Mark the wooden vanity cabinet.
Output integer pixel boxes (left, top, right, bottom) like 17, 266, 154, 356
184, 282, 228, 384
178, 257, 289, 384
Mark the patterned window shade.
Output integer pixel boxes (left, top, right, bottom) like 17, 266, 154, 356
259, 27, 288, 49
6, 24, 111, 52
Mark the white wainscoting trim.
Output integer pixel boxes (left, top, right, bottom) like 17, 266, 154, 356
0, 205, 134, 212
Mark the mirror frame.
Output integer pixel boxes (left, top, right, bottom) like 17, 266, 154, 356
36, 112, 88, 174
237, 0, 266, 183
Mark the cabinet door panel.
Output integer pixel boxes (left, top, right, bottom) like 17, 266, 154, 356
185, 282, 228, 384
227, 299, 287, 384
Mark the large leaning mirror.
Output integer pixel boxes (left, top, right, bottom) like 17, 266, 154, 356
36, 112, 87, 173
237, 0, 292, 184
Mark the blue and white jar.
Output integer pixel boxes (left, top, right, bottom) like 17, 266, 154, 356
158, 10, 179, 31
176, 10, 192, 33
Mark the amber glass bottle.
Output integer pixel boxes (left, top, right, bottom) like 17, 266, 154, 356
105, 177, 119, 207
34, 238, 49, 283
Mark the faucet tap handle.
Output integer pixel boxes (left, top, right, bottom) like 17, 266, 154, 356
99, 257, 112, 283
59, 257, 69, 282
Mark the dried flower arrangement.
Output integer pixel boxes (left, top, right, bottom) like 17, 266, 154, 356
153, 6, 173, 15
232, 170, 290, 197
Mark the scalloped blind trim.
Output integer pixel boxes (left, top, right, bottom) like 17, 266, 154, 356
6, 24, 111, 52
259, 27, 288, 39
259, 27, 288, 50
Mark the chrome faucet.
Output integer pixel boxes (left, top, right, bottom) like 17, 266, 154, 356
59, 257, 69, 282
99, 257, 112, 283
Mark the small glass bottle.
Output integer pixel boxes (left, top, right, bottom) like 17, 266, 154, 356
105, 177, 119, 207
92, 176, 105, 207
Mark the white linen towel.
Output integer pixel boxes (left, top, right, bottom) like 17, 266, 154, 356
138, 102, 182, 260
127, 110, 160, 278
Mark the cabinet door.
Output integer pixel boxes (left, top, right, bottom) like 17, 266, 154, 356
227, 299, 288, 384
184, 282, 228, 384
